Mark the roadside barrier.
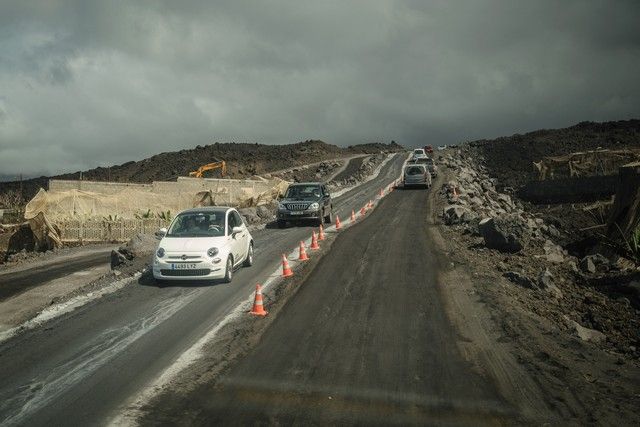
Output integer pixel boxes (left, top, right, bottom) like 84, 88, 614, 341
298, 241, 309, 261
351, 210, 356, 222
368, 200, 373, 209
379, 188, 384, 197
281, 254, 294, 277
250, 284, 268, 316
310, 231, 320, 250
318, 224, 326, 241
335, 215, 342, 230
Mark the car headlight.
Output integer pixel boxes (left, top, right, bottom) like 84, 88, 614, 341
156, 247, 165, 258
309, 202, 319, 210
207, 247, 219, 257
278, 202, 287, 210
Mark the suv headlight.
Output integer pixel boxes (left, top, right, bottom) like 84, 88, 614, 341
207, 247, 219, 257
278, 202, 287, 210
156, 247, 165, 258
309, 202, 319, 210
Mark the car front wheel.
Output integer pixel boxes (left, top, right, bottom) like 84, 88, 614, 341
243, 243, 254, 267
223, 256, 233, 283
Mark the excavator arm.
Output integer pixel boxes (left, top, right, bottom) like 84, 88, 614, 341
189, 161, 226, 178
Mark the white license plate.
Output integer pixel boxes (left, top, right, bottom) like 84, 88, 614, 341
171, 263, 198, 270
290, 211, 305, 215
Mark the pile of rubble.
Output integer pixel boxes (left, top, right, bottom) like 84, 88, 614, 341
110, 233, 158, 269
237, 200, 279, 228
439, 151, 640, 359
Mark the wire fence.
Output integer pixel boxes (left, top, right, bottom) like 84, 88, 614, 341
58, 218, 170, 242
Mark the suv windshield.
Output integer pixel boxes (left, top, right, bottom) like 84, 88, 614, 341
285, 185, 322, 199
166, 211, 226, 237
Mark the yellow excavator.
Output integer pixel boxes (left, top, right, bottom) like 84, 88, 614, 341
189, 161, 227, 178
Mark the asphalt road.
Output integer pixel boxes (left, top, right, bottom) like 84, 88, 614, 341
165, 187, 512, 425
0, 153, 406, 426
0, 250, 113, 302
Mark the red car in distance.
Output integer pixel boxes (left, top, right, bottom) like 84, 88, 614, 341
424, 145, 433, 154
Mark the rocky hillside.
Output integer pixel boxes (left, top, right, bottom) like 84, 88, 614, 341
469, 119, 640, 190
0, 140, 403, 201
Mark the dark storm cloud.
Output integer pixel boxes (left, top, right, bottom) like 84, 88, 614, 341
0, 0, 639, 176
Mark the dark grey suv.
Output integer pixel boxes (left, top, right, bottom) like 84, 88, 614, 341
277, 182, 333, 228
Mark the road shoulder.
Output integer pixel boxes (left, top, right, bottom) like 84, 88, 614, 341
429, 161, 640, 425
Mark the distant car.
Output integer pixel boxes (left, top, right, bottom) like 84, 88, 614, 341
423, 157, 438, 177
437, 145, 447, 151
449, 144, 458, 149
408, 157, 438, 177
403, 164, 432, 188
277, 182, 333, 227
412, 148, 427, 160
424, 145, 434, 154
153, 207, 253, 283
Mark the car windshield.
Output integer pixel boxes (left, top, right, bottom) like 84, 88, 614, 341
166, 211, 226, 237
413, 149, 424, 155
405, 166, 425, 175
285, 185, 322, 199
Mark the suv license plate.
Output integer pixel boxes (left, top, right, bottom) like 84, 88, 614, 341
290, 211, 304, 215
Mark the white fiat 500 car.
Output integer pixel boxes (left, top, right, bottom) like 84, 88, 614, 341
153, 207, 253, 283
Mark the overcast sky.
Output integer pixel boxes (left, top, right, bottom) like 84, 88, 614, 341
1, 0, 639, 177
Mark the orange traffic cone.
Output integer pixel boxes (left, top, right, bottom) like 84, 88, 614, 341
351, 209, 356, 222
298, 241, 309, 261
379, 188, 384, 197
310, 231, 320, 250
368, 200, 373, 209
318, 224, 326, 241
281, 254, 294, 277
250, 284, 268, 316
335, 215, 342, 230
360, 206, 366, 216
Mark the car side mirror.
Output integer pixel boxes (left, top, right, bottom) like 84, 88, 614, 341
155, 227, 167, 239
232, 226, 243, 235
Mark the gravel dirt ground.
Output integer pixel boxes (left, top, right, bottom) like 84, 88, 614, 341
434, 152, 640, 425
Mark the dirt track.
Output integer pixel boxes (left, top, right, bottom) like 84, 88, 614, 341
0, 249, 113, 301
144, 188, 520, 425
